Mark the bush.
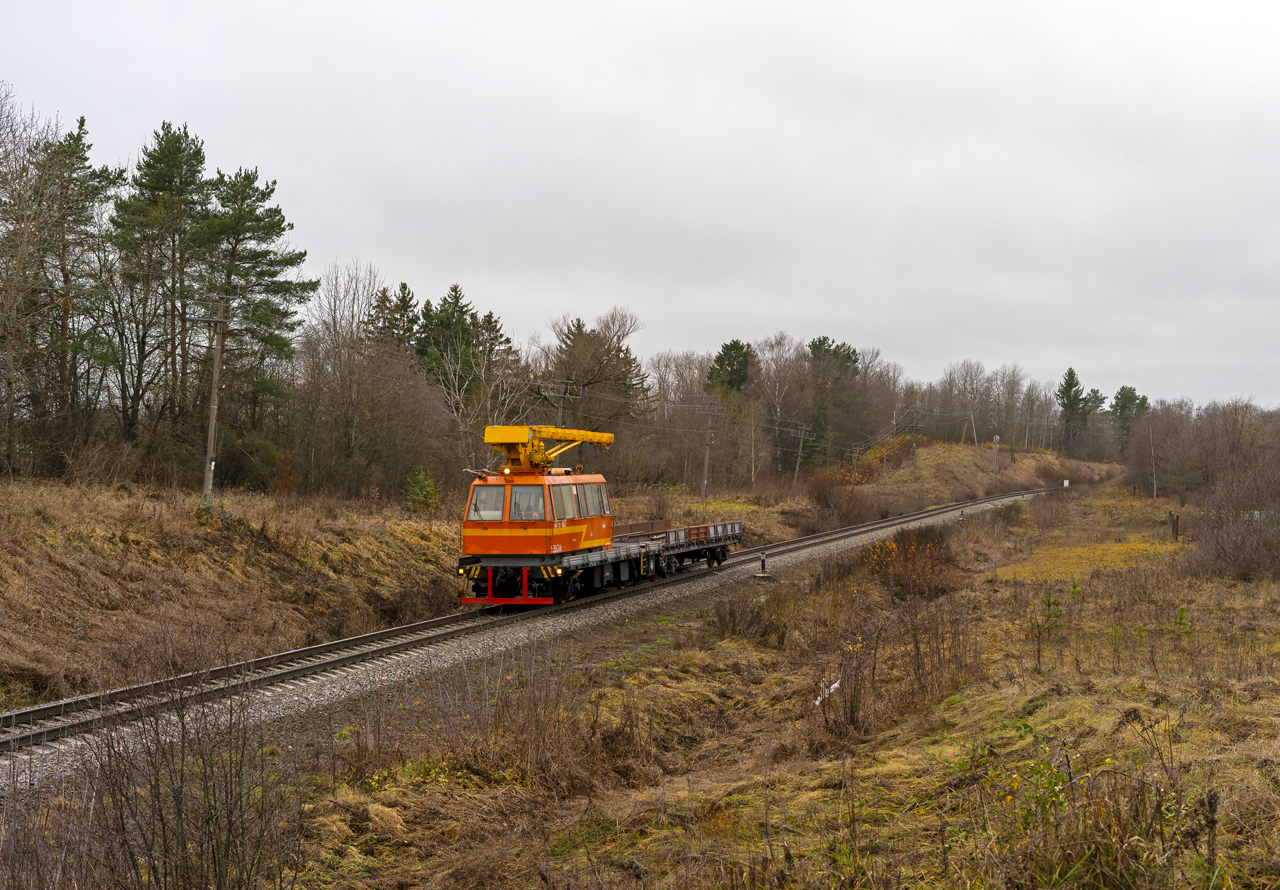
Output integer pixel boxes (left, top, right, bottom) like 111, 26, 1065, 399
806, 470, 879, 529
712, 587, 799, 648
1026, 490, 1069, 529
405, 464, 440, 514
861, 525, 962, 599
814, 591, 980, 738
1184, 450, 1280, 580
1, 683, 302, 890
425, 643, 603, 796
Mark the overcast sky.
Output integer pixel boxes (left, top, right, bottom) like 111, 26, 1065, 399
4, 2, 1278, 404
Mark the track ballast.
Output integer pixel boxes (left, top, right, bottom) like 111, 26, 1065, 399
0, 488, 1048, 758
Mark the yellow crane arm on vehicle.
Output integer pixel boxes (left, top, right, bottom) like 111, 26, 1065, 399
484, 425, 614, 472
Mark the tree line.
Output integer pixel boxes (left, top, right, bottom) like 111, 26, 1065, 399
3, 83, 1275, 506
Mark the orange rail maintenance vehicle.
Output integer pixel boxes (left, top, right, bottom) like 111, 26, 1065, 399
457, 426, 743, 605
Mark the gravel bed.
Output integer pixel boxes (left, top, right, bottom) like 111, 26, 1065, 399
0, 495, 1028, 793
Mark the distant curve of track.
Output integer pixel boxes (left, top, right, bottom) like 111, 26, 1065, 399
0, 488, 1050, 756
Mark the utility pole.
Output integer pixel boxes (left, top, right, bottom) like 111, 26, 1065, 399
1149, 425, 1157, 499
992, 434, 999, 479
548, 379, 581, 466
697, 403, 725, 510
201, 298, 229, 505
550, 379, 580, 429
792, 425, 814, 489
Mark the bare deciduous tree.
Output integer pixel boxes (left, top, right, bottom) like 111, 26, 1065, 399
0, 82, 58, 476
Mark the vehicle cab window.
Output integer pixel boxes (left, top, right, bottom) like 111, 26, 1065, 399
508, 485, 546, 521
551, 484, 576, 520
466, 486, 505, 521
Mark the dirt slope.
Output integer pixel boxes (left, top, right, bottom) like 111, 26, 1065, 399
866, 441, 1110, 505
0, 484, 459, 707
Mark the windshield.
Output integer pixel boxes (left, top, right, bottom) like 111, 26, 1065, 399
509, 485, 546, 521
466, 486, 505, 521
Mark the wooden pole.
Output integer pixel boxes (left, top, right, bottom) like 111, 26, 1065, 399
201, 300, 226, 504
1149, 426, 1157, 499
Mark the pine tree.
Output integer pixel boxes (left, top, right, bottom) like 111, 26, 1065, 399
707, 339, 755, 394
545, 308, 648, 427
366, 282, 418, 349
1110, 385, 1149, 449
416, 283, 516, 389
416, 283, 475, 372
414, 283, 522, 464
807, 336, 858, 462
1055, 368, 1091, 456
111, 122, 210, 421
203, 166, 318, 438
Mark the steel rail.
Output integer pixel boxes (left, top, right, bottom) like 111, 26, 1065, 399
731, 487, 1052, 563
1, 608, 505, 733
1, 487, 1051, 755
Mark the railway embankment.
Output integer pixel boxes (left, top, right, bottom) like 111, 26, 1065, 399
0, 444, 1108, 710
0, 481, 819, 709
0, 484, 461, 709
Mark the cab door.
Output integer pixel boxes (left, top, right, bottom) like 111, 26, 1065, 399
506, 483, 551, 554
548, 482, 584, 553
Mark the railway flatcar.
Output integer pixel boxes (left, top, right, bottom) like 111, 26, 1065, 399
457, 426, 743, 605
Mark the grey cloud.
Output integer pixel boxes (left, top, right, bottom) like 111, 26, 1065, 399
5, 0, 1278, 404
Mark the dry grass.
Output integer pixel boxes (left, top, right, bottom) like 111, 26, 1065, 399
0, 444, 1114, 708
9, 453, 1219, 888
611, 485, 816, 549
1, 681, 303, 890
283, 482, 1280, 888
877, 442, 1110, 505
995, 538, 1180, 581
0, 480, 462, 705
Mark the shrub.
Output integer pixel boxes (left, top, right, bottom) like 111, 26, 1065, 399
1184, 450, 1280, 580
1026, 490, 1069, 529
806, 470, 879, 529
861, 525, 962, 599
1, 683, 302, 890
424, 643, 602, 796
405, 464, 440, 514
814, 592, 980, 737
712, 586, 799, 648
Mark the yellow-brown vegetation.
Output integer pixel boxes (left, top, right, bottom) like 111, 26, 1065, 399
284, 482, 1280, 888
0, 481, 461, 706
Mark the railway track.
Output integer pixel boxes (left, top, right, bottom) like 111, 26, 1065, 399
0, 487, 1049, 757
